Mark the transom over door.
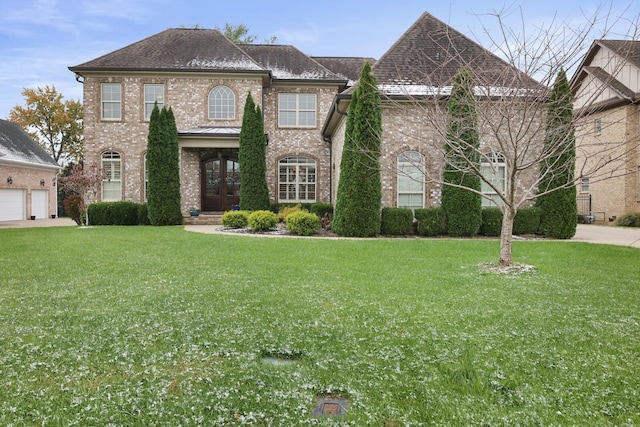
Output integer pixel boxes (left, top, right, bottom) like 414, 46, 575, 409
201, 157, 240, 211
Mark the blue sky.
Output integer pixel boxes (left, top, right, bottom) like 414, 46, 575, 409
1, 0, 638, 119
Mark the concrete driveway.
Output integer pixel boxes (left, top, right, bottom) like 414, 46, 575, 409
1, 218, 639, 249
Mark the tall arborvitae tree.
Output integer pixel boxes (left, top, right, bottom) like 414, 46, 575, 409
147, 104, 183, 225
442, 67, 482, 237
332, 62, 382, 237
238, 92, 270, 211
537, 70, 577, 238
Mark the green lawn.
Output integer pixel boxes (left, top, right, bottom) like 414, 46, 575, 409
0, 226, 638, 425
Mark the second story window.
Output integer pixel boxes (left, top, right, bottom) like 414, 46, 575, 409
208, 86, 235, 119
278, 93, 316, 128
144, 84, 164, 120
580, 177, 590, 193
594, 118, 602, 135
101, 83, 121, 120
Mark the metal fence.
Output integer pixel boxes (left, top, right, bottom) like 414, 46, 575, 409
577, 193, 593, 223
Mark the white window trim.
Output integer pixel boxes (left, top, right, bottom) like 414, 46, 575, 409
278, 156, 317, 203
101, 83, 122, 121
101, 151, 122, 201
208, 86, 235, 120
397, 151, 425, 210
144, 84, 164, 121
481, 152, 506, 207
278, 93, 317, 128
580, 177, 590, 193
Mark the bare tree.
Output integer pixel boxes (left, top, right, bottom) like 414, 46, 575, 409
373, 5, 640, 266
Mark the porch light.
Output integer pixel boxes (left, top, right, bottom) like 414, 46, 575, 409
40, 179, 46, 186
7, 176, 12, 184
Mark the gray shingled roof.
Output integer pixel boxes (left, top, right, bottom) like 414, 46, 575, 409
312, 57, 377, 85
0, 119, 59, 168
372, 12, 541, 91
239, 44, 345, 82
69, 28, 264, 72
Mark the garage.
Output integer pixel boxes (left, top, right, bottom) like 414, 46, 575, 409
31, 190, 48, 219
0, 189, 25, 221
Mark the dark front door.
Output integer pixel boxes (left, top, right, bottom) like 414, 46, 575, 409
201, 156, 240, 211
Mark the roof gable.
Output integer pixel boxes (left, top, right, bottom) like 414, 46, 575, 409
69, 28, 264, 72
0, 120, 59, 168
372, 12, 540, 91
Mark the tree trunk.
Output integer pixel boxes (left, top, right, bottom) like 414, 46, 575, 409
499, 207, 516, 266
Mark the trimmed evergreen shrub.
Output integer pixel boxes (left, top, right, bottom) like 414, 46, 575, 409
239, 93, 270, 211
332, 62, 382, 237
414, 207, 445, 237
380, 207, 414, 236
88, 201, 140, 225
537, 70, 577, 239
480, 207, 502, 236
221, 210, 250, 228
310, 202, 333, 219
278, 203, 307, 223
616, 212, 640, 227
248, 210, 278, 232
286, 211, 320, 236
138, 204, 151, 225
442, 67, 482, 237
514, 207, 540, 235
147, 105, 183, 226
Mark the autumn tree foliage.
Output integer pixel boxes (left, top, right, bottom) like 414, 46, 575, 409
9, 85, 83, 165
238, 93, 270, 211
59, 163, 106, 226
332, 62, 382, 237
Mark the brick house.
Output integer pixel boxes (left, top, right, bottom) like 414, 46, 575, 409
69, 12, 542, 216
571, 40, 640, 221
0, 119, 60, 221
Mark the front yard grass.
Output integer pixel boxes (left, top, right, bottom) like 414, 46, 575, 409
0, 226, 638, 425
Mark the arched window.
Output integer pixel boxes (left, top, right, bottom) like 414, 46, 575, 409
278, 156, 316, 203
101, 151, 122, 201
397, 151, 425, 210
208, 86, 235, 119
480, 152, 506, 207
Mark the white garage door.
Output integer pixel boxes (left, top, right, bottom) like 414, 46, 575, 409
0, 189, 26, 221
31, 190, 48, 219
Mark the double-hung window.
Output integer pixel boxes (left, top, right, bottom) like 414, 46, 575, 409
397, 151, 425, 210
278, 93, 316, 127
101, 83, 121, 120
144, 84, 164, 120
102, 151, 122, 201
480, 152, 506, 207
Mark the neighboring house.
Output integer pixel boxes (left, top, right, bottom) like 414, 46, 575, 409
69, 12, 542, 216
0, 119, 60, 221
571, 40, 640, 221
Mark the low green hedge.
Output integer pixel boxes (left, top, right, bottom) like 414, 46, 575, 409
414, 207, 445, 236
380, 207, 414, 235
309, 202, 333, 219
248, 210, 278, 232
480, 207, 502, 236
286, 211, 320, 236
514, 207, 540, 235
221, 210, 250, 228
88, 201, 142, 225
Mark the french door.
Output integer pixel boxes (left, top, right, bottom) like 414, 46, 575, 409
201, 156, 240, 211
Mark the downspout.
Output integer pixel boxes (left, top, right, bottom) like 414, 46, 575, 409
323, 100, 348, 204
